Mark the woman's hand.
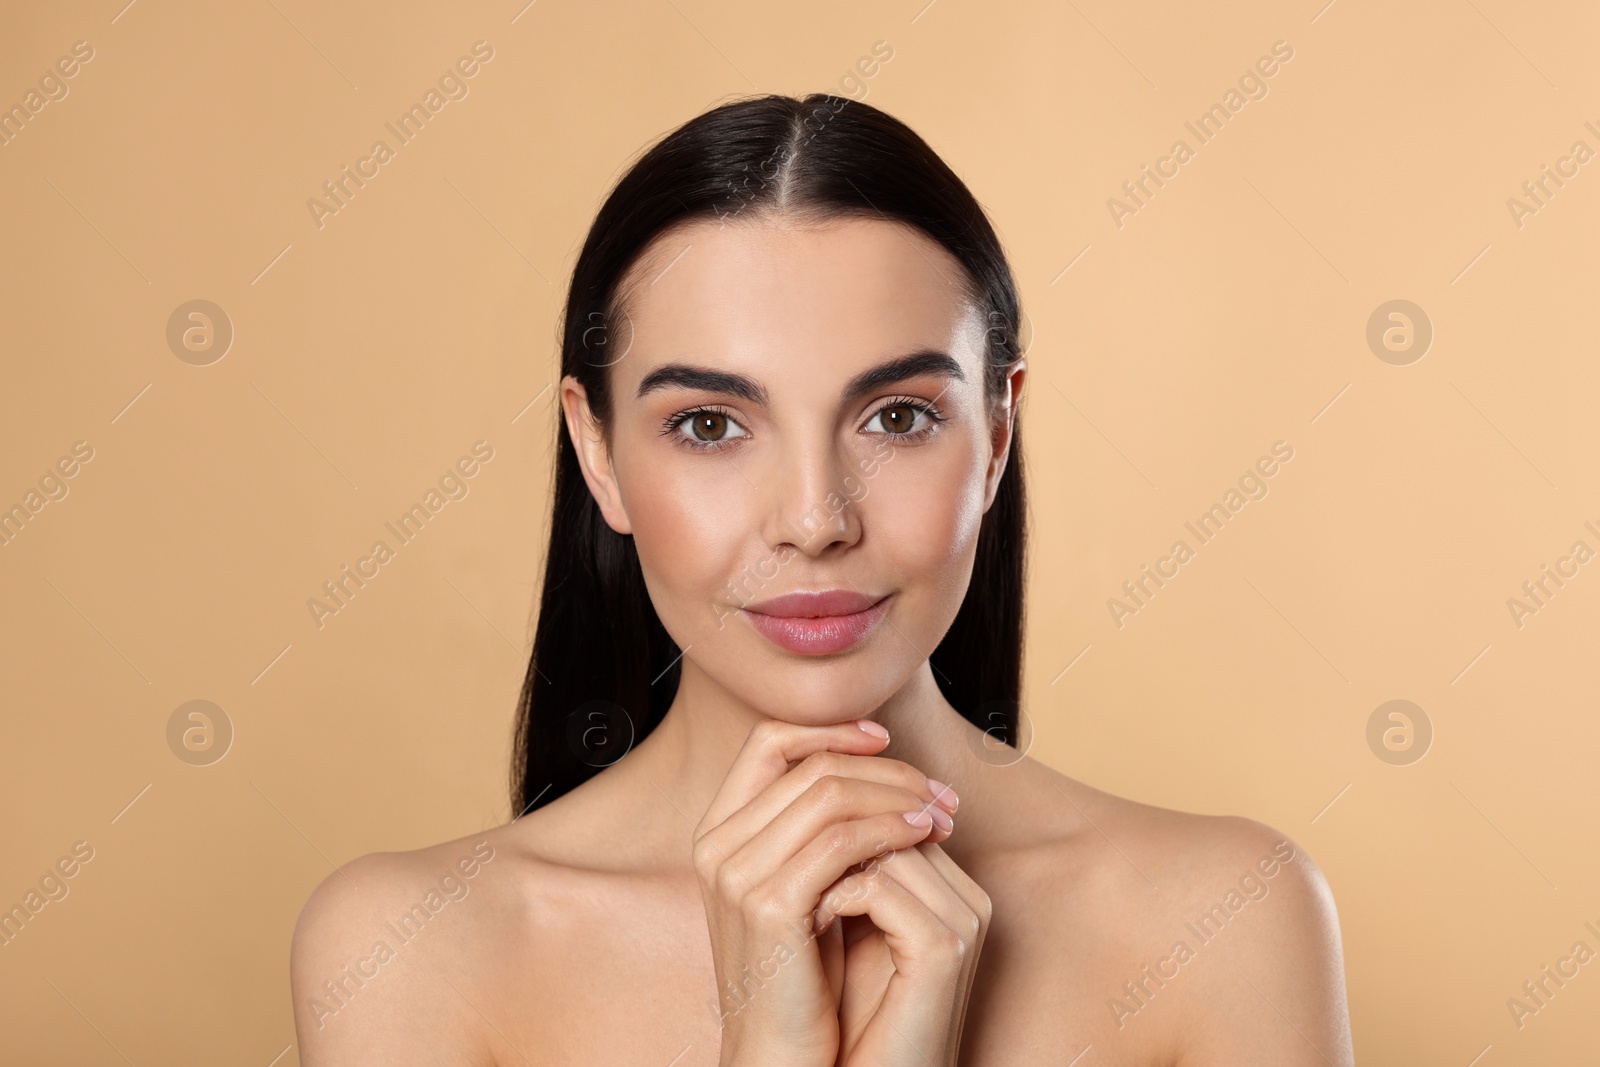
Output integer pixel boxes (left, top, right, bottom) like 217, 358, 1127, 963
814, 833, 992, 1067
693, 718, 959, 1067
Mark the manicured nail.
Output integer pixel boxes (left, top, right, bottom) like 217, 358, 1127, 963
930, 806, 954, 833
903, 809, 933, 828
857, 719, 889, 740
926, 778, 959, 812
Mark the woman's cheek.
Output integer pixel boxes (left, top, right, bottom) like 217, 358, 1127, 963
866, 452, 985, 643
872, 446, 986, 563
628, 467, 752, 631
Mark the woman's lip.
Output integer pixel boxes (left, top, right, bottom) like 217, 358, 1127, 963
743, 589, 885, 617
739, 595, 892, 656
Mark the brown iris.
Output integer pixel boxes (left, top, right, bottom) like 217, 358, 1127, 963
879, 403, 917, 433
691, 412, 730, 440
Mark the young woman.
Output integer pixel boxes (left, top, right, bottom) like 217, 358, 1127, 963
291, 93, 1354, 1066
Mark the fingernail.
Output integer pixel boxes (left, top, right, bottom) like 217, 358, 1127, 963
930, 806, 954, 833
903, 809, 933, 828
926, 778, 959, 812
857, 719, 889, 740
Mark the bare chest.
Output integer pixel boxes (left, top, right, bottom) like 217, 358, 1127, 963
477, 892, 1175, 1067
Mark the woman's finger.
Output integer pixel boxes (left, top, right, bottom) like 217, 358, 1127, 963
710, 751, 954, 847
747, 808, 941, 925
832, 842, 976, 940
813, 857, 959, 983
696, 718, 891, 836
910, 841, 992, 923
729, 778, 945, 879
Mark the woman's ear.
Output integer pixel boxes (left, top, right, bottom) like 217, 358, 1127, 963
561, 376, 634, 535
982, 358, 1026, 513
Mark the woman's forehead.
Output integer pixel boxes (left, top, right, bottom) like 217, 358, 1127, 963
614, 216, 983, 389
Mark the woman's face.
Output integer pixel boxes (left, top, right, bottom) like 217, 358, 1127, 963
562, 214, 1024, 725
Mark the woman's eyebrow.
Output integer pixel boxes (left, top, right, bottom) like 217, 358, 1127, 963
635, 364, 768, 404
634, 350, 966, 405
843, 350, 966, 403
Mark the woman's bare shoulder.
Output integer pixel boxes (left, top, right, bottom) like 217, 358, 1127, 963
1008, 758, 1352, 1062
1003, 757, 1337, 938
288, 815, 590, 1066
1028, 762, 1315, 882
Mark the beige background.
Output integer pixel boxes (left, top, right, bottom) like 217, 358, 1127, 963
1, 0, 1596, 1062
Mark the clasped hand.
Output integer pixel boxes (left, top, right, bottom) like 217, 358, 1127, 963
693, 719, 992, 1067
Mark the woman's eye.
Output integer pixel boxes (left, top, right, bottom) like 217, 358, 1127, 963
866, 402, 930, 435
676, 410, 749, 444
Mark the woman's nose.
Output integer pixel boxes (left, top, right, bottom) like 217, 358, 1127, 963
759, 442, 862, 557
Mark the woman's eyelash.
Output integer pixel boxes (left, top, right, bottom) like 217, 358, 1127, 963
661, 397, 947, 451
660, 405, 743, 448
867, 396, 948, 438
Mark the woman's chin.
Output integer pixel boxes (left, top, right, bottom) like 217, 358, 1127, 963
738, 685, 895, 729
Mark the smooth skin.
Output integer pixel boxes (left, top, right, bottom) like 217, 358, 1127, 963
290, 215, 1354, 1066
